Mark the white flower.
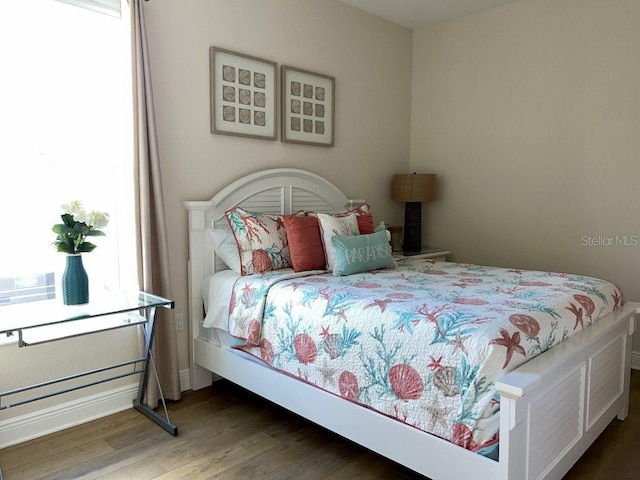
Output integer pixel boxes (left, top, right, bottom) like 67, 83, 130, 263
59, 202, 109, 228
61, 200, 85, 218
86, 211, 109, 229
74, 211, 89, 224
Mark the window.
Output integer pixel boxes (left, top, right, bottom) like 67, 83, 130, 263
0, 0, 136, 306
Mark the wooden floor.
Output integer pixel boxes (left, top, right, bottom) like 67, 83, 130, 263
1, 370, 638, 479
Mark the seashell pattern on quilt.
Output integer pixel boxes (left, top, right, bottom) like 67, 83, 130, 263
226, 258, 623, 457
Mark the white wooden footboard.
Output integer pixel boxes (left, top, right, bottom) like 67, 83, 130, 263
496, 302, 637, 480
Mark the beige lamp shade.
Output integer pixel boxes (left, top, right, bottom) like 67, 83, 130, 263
392, 173, 436, 203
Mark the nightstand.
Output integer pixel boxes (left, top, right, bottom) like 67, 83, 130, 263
393, 247, 450, 261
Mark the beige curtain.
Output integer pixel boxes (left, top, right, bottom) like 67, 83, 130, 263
131, 0, 181, 406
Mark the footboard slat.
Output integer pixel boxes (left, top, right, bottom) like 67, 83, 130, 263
587, 335, 625, 430
528, 366, 585, 480
528, 371, 581, 418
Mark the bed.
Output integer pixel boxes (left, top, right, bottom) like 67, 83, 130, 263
184, 168, 638, 480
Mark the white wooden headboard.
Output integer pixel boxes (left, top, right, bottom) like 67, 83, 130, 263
183, 168, 351, 386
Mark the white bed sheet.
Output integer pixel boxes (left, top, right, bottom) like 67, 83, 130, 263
201, 270, 240, 330
200, 270, 245, 348
198, 323, 238, 347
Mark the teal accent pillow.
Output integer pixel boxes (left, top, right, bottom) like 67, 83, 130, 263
331, 231, 396, 276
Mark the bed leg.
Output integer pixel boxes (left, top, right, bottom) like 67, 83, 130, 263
618, 315, 635, 420
190, 364, 213, 391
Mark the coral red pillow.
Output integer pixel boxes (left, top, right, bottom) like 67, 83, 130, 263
283, 215, 326, 272
356, 213, 374, 234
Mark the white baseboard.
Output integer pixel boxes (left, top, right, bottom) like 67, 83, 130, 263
0, 369, 192, 449
632, 350, 640, 371
0, 383, 138, 449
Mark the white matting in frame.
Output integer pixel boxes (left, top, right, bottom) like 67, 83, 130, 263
210, 47, 277, 140
281, 66, 334, 147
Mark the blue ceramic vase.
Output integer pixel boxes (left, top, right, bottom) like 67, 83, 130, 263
62, 254, 89, 305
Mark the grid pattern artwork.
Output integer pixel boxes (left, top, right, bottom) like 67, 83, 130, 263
210, 48, 277, 140
289, 81, 326, 135
282, 66, 334, 147
220, 65, 268, 127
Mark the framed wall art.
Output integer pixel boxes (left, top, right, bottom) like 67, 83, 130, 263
210, 47, 277, 140
281, 65, 335, 147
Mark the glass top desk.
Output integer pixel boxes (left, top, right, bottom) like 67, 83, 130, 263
0, 291, 177, 471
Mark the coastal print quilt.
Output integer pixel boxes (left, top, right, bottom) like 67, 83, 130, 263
226, 258, 623, 454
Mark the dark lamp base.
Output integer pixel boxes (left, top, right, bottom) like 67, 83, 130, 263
403, 202, 422, 252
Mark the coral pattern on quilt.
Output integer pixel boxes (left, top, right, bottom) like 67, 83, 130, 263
227, 258, 623, 454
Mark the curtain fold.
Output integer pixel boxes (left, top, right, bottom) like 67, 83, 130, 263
131, 0, 181, 405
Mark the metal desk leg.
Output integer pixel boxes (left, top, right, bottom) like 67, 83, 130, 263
132, 306, 178, 436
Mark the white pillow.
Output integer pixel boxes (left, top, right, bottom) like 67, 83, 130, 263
317, 213, 359, 272
208, 228, 241, 273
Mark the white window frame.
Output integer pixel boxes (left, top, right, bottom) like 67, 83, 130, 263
55, 0, 122, 18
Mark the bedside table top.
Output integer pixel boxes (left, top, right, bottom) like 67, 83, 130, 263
393, 247, 450, 260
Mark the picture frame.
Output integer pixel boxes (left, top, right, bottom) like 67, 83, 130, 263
210, 47, 277, 140
281, 65, 335, 147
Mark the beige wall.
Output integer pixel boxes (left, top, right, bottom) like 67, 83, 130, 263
410, 0, 640, 350
142, 0, 412, 371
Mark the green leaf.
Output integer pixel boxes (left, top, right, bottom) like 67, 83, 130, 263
77, 242, 97, 253
56, 243, 73, 253
74, 224, 90, 235
61, 213, 75, 227
86, 229, 106, 237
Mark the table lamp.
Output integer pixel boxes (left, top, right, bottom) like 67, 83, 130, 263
392, 173, 436, 252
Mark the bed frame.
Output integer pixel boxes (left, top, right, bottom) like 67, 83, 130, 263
184, 168, 638, 480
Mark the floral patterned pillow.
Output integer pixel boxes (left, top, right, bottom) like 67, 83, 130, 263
225, 207, 291, 275
317, 212, 360, 272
